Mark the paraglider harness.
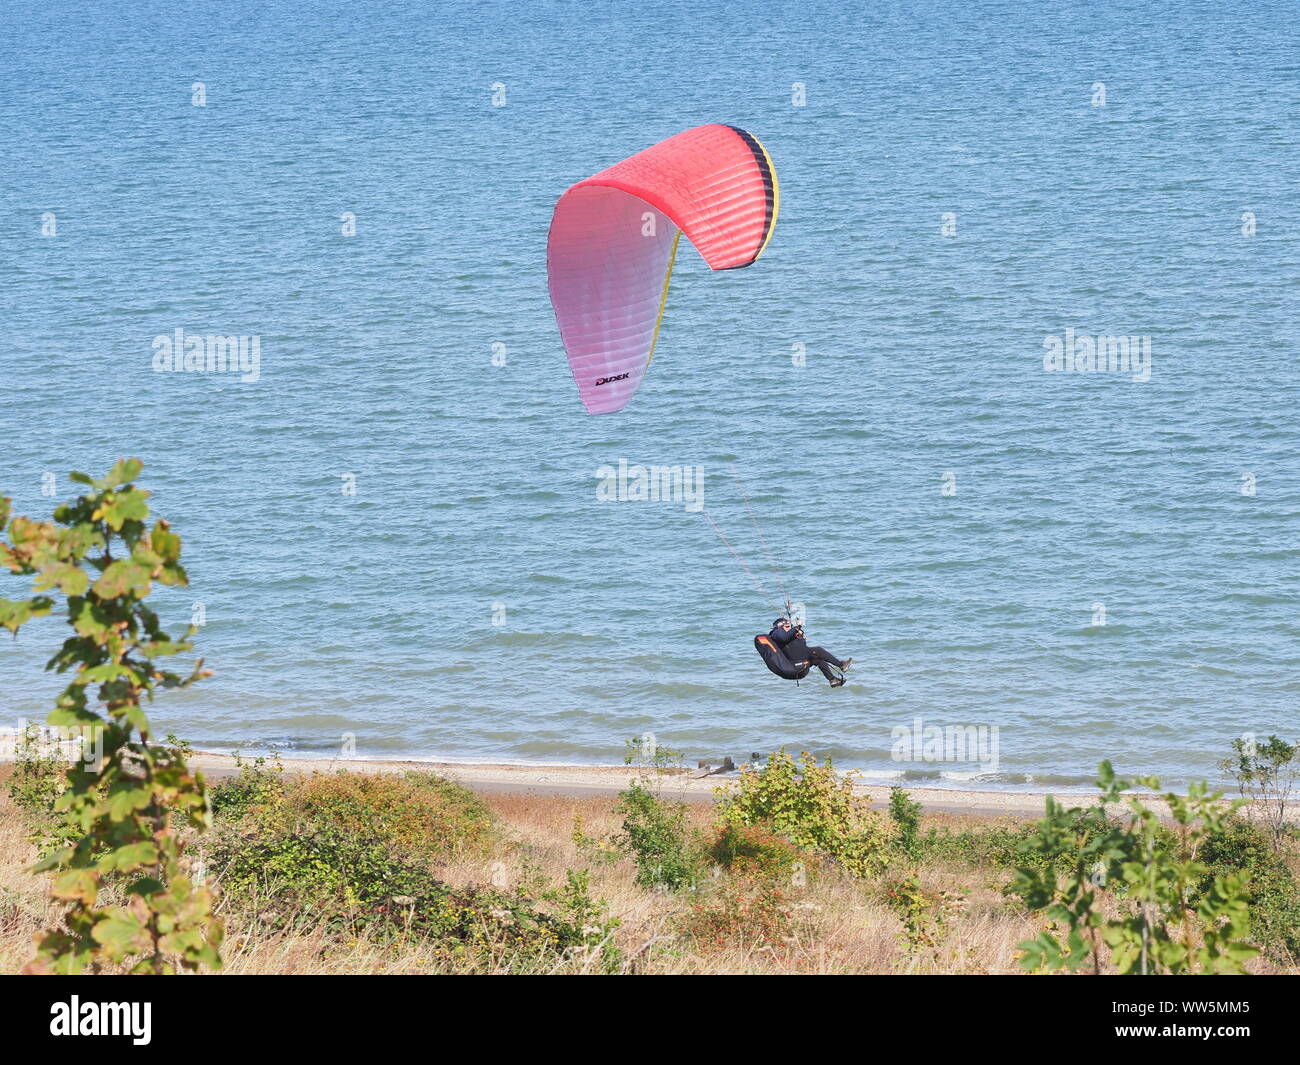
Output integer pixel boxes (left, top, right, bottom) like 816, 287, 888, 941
753, 614, 845, 686
754, 616, 810, 682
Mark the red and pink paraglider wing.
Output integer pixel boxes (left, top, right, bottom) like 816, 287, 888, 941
547, 124, 778, 414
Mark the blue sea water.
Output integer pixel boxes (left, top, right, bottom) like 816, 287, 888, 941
1, 0, 1297, 789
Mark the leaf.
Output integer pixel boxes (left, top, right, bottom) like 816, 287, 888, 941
92, 559, 153, 598
157, 561, 189, 587
0, 595, 54, 633
91, 910, 149, 958
151, 521, 182, 562
100, 841, 160, 872
34, 846, 76, 873
98, 488, 150, 532
34, 563, 90, 596
104, 782, 154, 820
142, 640, 188, 658
130, 545, 163, 569
78, 662, 133, 684
101, 457, 144, 489
60, 522, 104, 559
48, 703, 103, 727
51, 869, 99, 905
125, 703, 152, 733
69, 598, 113, 641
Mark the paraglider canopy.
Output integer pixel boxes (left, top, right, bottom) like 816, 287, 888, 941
547, 124, 779, 414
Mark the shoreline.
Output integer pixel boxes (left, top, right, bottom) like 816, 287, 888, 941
180, 751, 1116, 820
0, 740, 1267, 821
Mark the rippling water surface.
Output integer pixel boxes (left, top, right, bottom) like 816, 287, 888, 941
2, 1, 1297, 788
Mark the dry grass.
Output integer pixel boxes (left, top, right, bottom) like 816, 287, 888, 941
2, 768, 1295, 975
443, 793, 1034, 975
0, 774, 54, 973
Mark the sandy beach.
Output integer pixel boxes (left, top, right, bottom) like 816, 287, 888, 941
2, 731, 1273, 821
180, 751, 1149, 820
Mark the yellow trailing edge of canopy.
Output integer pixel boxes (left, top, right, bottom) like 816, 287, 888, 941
644, 229, 682, 373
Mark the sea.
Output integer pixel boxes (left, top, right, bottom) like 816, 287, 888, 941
2, 0, 1297, 790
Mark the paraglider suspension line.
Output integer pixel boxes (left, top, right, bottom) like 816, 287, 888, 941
702, 511, 783, 615
727, 461, 792, 615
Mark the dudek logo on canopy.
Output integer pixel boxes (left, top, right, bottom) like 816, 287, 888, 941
151, 328, 261, 383
595, 458, 704, 512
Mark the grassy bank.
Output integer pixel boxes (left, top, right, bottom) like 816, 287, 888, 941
4, 754, 1299, 975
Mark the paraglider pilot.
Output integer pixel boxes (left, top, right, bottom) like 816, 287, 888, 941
756, 617, 853, 687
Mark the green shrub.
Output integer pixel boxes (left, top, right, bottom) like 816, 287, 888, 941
545, 869, 622, 972
881, 873, 960, 956
1218, 734, 1298, 849
914, 821, 1053, 870
6, 724, 66, 817
212, 823, 615, 966
614, 780, 703, 891
888, 787, 923, 862
717, 750, 888, 877
1200, 816, 1300, 964
572, 813, 622, 866
210, 753, 286, 819
2, 460, 221, 974
215, 768, 494, 867
708, 821, 809, 883
400, 770, 496, 847
206, 771, 618, 970
681, 874, 802, 955
1007, 762, 1257, 975
622, 734, 685, 772
208, 769, 495, 928
4, 725, 81, 859
276, 771, 493, 859
210, 819, 386, 915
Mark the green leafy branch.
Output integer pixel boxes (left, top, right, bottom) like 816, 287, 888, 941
1007, 761, 1256, 975
1, 459, 223, 973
